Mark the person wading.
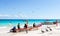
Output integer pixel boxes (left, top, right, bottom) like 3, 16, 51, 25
24, 24, 28, 33
17, 23, 20, 32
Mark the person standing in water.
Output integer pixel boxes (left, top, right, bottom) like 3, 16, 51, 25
24, 24, 28, 33
17, 23, 20, 29
17, 23, 20, 32
33, 23, 36, 27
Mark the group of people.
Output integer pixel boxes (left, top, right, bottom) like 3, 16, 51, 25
10, 23, 37, 33
10, 23, 52, 34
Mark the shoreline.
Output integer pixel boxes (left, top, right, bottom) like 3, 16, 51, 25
0, 24, 59, 36
0, 22, 60, 36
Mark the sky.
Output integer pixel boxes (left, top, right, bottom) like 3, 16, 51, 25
0, 0, 60, 19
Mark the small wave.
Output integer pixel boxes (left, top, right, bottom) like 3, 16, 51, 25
0, 26, 7, 29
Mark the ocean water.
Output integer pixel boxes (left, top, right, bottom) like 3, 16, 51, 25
0, 19, 56, 27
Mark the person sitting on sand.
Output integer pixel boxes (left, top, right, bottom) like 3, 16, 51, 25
24, 24, 28, 33
10, 26, 16, 33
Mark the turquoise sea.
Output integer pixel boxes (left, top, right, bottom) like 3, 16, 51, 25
0, 19, 57, 27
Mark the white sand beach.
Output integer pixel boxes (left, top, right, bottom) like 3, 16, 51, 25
0, 24, 60, 36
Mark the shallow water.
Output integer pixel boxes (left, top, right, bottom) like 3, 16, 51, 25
0, 19, 56, 26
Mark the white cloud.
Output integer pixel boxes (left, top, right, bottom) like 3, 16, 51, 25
0, 14, 28, 19
0, 14, 60, 19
